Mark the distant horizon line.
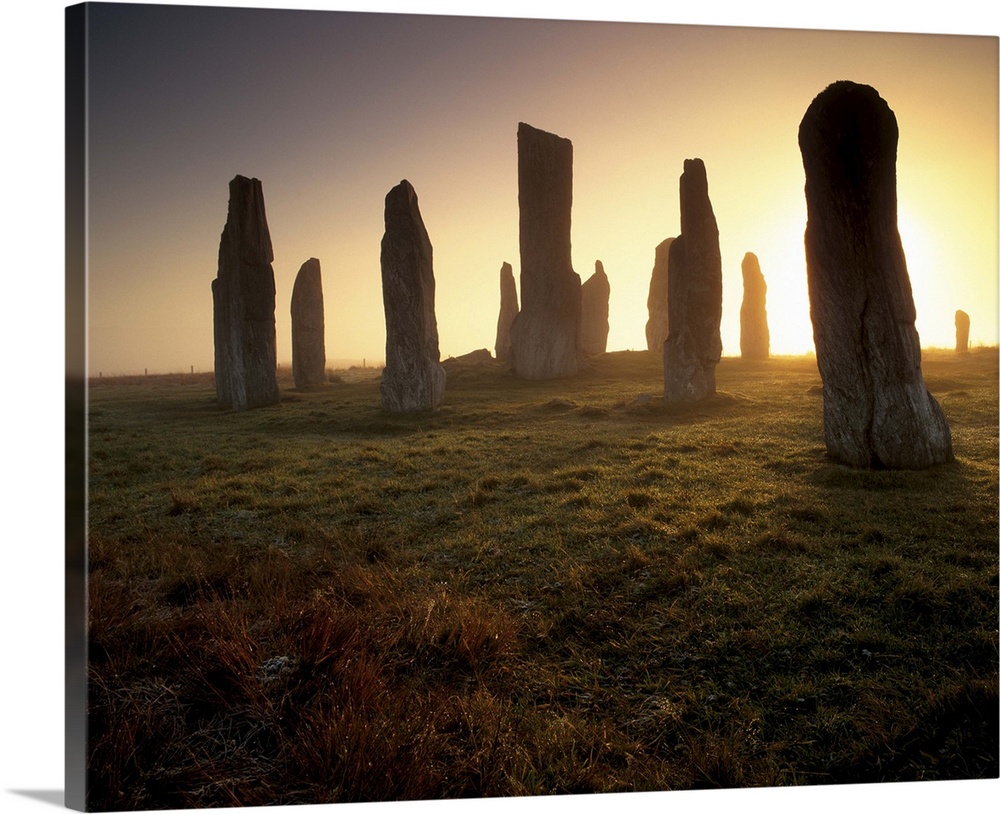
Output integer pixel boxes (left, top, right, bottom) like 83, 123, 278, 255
82, 344, 999, 380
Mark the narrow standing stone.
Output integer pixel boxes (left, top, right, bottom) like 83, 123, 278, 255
645, 237, 674, 353
379, 179, 446, 413
955, 310, 970, 353
212, 174, 279, 411
799, 80, 952, 468
290, 257, 327, 388
509, 122, 584, 379
580, 260, 611, 356
495, 261, 519, 365
739, 252, 770, 360
663, 159, 723, 402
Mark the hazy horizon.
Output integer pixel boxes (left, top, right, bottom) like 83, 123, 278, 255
80, 5, 999, 376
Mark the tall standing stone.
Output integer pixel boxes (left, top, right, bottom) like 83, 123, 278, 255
290, 257, 326, 388
509, 122, 584, 379
580, 260, 611, 356
379, 179, 446, 413
955, 310, 970, 353
212, 174, 279, 411
739, 252, 770, 360
663, 159, 723, 402
799, 80, 952, 469
495, 261, 519, 365
645, 237, 674, 353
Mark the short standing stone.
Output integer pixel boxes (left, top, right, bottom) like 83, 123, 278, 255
663, 159, 723, 402
739, 252, 770, 360
379, 179, 446, 413
645, 237, 674, 353
212, 174, 280, 411
580, 260, 611, 356
290, 257, 326, 388
955, 310, 970, 353
799, 80, 952, 468
495, 261, 519, 365
509, 122, 584, 379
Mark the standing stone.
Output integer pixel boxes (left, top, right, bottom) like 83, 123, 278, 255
495, 261, 519, 365
290, 257, 326, 388
955, 310, 970, 353
739, 252, 770, 360
509, 122, 584, 379
645, 237, 674, 353
580, 260, 611, 356
799, 80, 952, 468
663, 159, 723, 402
379, 179, 446, 413
212, 174, 279, 411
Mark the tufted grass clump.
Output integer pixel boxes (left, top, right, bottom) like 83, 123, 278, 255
84, 348, 998, 808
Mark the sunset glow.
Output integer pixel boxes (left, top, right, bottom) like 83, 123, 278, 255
81, 3, 998, 375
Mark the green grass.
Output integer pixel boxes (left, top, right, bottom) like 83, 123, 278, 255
84, 349, 998, 808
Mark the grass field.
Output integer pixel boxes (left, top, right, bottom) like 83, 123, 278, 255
83, 348, 998, 809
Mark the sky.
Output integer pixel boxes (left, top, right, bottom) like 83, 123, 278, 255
76, 1, 998, 375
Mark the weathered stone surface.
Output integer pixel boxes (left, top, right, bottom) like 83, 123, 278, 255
379, 179, 446, 413
645, 237, 674, 353
212, 174, 279, 411
799, 80, 952, 468
509, 122, 584, 379
495, 261, 519, 365
955, 310, 970, 353
580, 260, 611, 356
663, 159, 723, 402
290, 257, 326, 388
739, 252, 770, 360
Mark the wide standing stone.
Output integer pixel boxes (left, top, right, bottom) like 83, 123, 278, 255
212, 174, 279, 411
663, 159, 723, 402
379, 179, 446, 413
580, 260, 611, 356
495, 261, 519, 365
645, 237, 674, 353
509, 122, 584, 379
799, 80, 952, 468
955, 310, 970, 353
290, 257, 326, 388
739, 252, 770, 360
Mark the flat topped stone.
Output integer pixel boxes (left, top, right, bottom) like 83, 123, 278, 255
509, 122, 584, 380
799, 80, 952, 468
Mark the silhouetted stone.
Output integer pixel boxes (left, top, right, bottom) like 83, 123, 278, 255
379, 179, 446, 413
645, 237, 674, 353
740, 252, 770, 360
212, 174, 279, 411
799, 80, 952, 468
290, 258, 326, 388
495, 261, 519, 365
663, 159, 723, 402
580, 260, 610, 356
955, 310, 970, 353
509, 122, 584, 379
447, 349, 494, 365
